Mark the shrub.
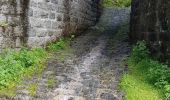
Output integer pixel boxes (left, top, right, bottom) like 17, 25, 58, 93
131, 41, 149, 63
127, 41, 170, 99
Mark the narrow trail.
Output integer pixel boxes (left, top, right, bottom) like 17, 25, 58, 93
14, 8, 130, 100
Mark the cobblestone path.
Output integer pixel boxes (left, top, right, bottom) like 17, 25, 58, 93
14, 8, 130, 100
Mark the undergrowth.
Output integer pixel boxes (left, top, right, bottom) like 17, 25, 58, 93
0, 36, 73, 96
102, 0, 131, 7
47, 36, 74, 62
47, 38, 70, 52
0, 48, 47, 95
120, 41, 170, 100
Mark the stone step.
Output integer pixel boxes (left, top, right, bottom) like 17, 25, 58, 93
52, 95, 86, 100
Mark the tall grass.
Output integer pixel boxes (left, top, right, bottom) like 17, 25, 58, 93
120, 41, 170, 100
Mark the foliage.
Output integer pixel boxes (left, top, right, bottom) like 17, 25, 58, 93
0, 35, 73, 96
121, 41, 170, 100
102, 0, 131, 7
131, 41, 149, 63
0, 48, 47, 90
47, 37, 72, 52
47, 36, 73, 63
47, 38, 66, 51
147, 60, 170, 99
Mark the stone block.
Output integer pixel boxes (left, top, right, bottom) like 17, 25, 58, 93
36, 29, 48, 37
51, 0, 58, 4
14, 26, 23, 36
49, 12, 55, 19
40, 11, 49, 19
28, 8, 33, 17
0, 0, 100, 51
44, 20, 52, 29
15, 37, 21, 48
28, 27, 36, 37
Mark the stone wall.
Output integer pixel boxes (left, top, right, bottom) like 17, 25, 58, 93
0, 0, 28, 50
130, 0, 170, 62
0, 0, 99, 50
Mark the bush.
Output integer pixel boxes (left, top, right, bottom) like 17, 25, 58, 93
131, 41, 149, 63
128, 41, 170, 99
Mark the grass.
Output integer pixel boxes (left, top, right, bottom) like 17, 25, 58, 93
0, 48, 47, 96
0, 36, 73, 96
47, 75, 56, 88
120, 62, 163, 100
27, 83, 38, 96
0, 48, 47, 89
117, 24, 163, 100
102, 0, 131, 7
120, 41, 170, 100
47, 37, 73, 63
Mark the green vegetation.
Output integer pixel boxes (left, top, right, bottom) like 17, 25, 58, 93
27, 83, 38, 96
47, 37, 73, 62
47, 75, 56, 88
47, 38, 67, 51
120, 41, 170, 100
47, 35, 74, 52
0, 48, 46, 90
102, 0, 131, 7
121, 74, 162, 100
0, 36, 73, 96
